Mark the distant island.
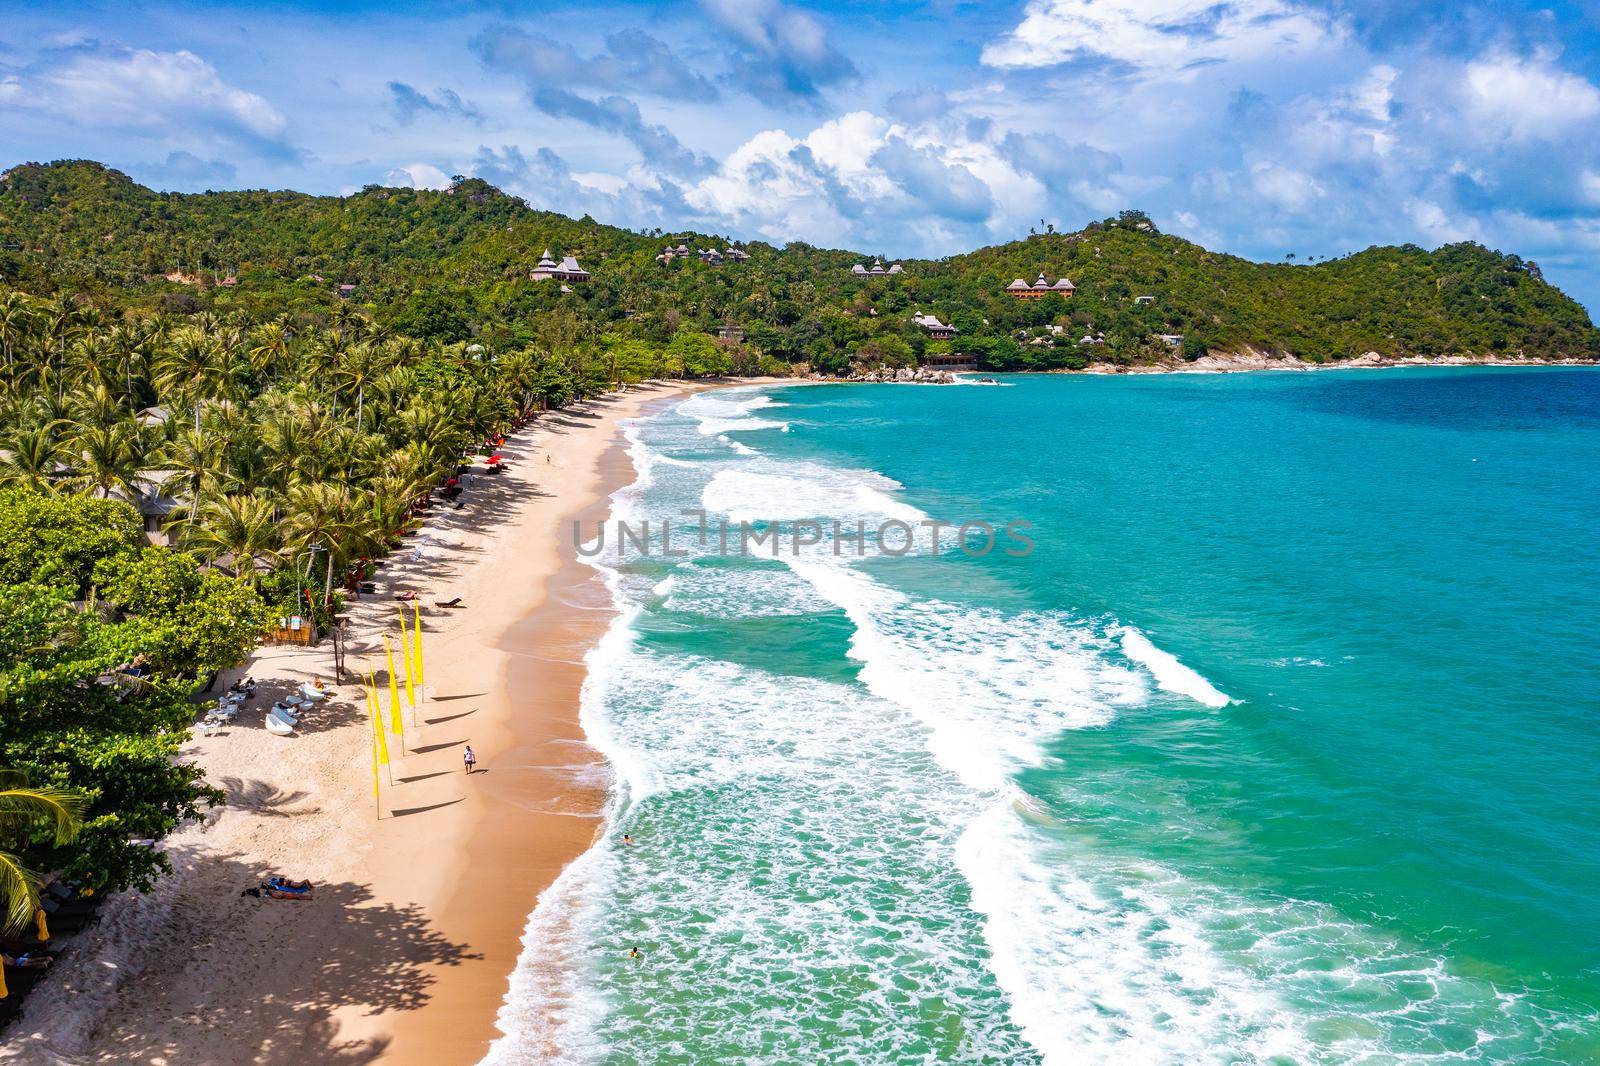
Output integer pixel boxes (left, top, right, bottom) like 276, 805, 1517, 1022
2, 159, 1597, 372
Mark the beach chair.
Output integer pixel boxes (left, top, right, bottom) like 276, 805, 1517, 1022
264, 713, 295, 736
270, 703, 299, 724
435, 597, 464, 609
298, 683, 329, 701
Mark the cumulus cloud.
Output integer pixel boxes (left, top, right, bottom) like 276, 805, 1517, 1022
681, 111, 1050, 251
469, 25, 717, 103
1249, 161, 1324, 210
982, 0, 1337, 72
700, 0, 858, 104
870, 137, 995, 222
1, 42, 294, 157
387, 82, 482, 126
385, 162, 454, 190
1463, 52, 1600, 141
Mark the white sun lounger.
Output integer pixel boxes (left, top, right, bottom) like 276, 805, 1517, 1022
264, 714, 295, 736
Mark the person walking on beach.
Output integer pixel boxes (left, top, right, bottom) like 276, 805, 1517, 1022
463, 744, 477, 775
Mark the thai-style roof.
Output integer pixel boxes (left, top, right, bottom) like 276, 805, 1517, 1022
1006, 278, 1030, 290
888, 263, 903, 274
1052, 278, 1075, 289
851, 264, 869, 275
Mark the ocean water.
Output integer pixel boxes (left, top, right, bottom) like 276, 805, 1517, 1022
488, 369, 1600, 1064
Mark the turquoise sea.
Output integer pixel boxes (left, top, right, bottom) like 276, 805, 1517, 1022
488, 368, 1600, 1064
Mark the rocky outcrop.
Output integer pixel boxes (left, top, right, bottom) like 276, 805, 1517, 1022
841, 366, 960, 384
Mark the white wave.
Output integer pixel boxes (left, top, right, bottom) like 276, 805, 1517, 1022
680, 390, 790, 437
715, 433, 758, 456
1115, 626, 1234, 708
484, 846, 617, 1065
695, 416, 789, 436
957, 801, 1308, 1065
786, 556, 1143, 792
701, 465, 929, 526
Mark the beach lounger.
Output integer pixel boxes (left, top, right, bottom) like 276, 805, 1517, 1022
298, 684, 330, 701
264, 714, 295, 736
271, 704, 299, 724
435, 597, 464, 609
394, 590, 419, 601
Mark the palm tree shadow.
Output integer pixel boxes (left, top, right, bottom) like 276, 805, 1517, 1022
25, 852, 483, 1064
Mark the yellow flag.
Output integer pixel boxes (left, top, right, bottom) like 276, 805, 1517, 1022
384, 635, 404, 743
397, 611, 416, 708
367, 674, 388, 767
412, 601, 425, 693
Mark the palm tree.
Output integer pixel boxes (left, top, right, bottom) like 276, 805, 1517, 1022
0, 426, 61, 493
181, 493, 281, 581
332, 342, 385, 431
59, 421, 154, 499
0, 291, 33, 376
0, 772, 84, 937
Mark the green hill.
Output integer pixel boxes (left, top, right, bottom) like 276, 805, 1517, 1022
3, 160, 1596, 369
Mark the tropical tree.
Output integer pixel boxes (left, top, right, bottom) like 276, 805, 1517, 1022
0, 773, 84, 936
179, 493, 281, 581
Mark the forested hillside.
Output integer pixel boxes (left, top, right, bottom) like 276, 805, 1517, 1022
3, 159, 1597, 369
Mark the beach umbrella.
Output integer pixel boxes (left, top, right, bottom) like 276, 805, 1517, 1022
34, 908, 48, 942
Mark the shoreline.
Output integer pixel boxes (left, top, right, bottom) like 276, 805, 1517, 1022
0, 378, 738, 1064
380, 385, 709, 1062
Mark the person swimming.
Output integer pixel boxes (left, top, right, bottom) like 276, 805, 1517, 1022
628, 946, 640, 960
622, 833, 633, 846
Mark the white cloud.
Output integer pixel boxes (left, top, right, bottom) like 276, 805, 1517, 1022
1249, 161, 1323, 210
981, 0, 1336, 72
683, 111, 1045, 250
4, 45, 290, 154
1404, 198, 1477, 244
1463, 52, 1600, 142
385, 162, 453, 190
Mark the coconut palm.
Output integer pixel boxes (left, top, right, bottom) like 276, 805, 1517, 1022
0, 426, 61, 493
0, 773, 85, 937
58, 420, 155, 499
181, 493, 281, 581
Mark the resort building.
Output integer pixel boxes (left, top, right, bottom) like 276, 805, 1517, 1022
923, 351, 978, 371
1005, 273, 1076, 300
718, 322, 746, 342
850, 259, 904, 278
913, 312, 958, 339
530, 248, 591, 282
656, 243, 750, 265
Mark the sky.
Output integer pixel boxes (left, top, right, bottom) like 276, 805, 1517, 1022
6, 0, 1600, 308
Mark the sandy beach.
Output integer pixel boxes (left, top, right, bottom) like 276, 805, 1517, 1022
1, 379, 721, 1065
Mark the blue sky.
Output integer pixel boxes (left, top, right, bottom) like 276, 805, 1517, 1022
6, 0, 1600, 308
